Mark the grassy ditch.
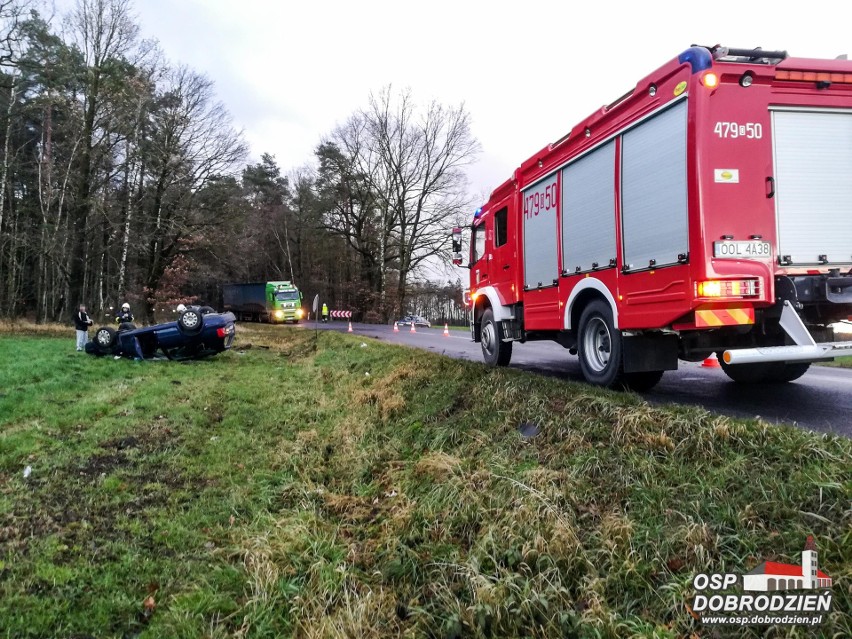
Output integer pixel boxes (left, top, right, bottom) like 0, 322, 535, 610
0, 324, 849, 638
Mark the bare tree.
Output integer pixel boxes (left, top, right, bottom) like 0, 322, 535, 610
0, 0, 32, 71
139, 64, 247, 321
325, 86, 479, 318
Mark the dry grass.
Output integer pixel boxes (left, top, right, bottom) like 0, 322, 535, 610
355, 361, 423, 421
414, 451, 462, 481
0, 319, 70, 337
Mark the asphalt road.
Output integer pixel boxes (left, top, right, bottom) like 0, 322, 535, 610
299, 320, 852, 437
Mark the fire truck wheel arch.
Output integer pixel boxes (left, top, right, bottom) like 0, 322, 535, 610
473, 286, 515, 322
564, 279, 620, 330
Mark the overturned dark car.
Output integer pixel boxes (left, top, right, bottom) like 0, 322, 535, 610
85, 307, 236, 361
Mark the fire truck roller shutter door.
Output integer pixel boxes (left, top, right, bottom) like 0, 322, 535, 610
621, 99, 688, 271
523, 173, 560, 289
561, 140, 617, 274
772, 109, 852, 265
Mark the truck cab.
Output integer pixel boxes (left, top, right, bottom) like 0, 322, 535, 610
268, 281, 304, 323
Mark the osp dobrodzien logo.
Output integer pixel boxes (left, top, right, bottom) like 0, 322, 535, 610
687, 535, 834, 627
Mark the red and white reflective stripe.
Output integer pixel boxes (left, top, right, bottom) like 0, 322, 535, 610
330, 310, 352, 319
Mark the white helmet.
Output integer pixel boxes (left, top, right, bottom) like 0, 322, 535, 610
176, 303, 186, 313
121, 303, 130, 310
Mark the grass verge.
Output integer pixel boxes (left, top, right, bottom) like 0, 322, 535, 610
816, 356, 852, 369
0, 324, 849, 638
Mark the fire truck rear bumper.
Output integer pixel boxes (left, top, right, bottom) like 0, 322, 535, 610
723, 341, 852, 365
722, 299, 852, 365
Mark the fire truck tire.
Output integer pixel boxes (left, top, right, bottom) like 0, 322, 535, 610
768, 362, 810, 382
719, 358, 810, 383
718, 359, 773, 383
622, 370, 664, 392
577, 300, 625, 388
481, 308, 512, 366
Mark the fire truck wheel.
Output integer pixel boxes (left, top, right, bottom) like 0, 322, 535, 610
768, 362, 810, 382
719, 358, 810, 383
577, 300, 625, 388
623, 370, 664, 392
481, 308, 512, 366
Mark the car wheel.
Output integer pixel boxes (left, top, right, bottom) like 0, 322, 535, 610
577, 300, 626, 389
177, 308, 204, 335
480, 308, 512, 366
94, 326, 117, 354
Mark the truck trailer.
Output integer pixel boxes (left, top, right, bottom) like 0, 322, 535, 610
454, 45, 852, 390
222, 281, 304, 323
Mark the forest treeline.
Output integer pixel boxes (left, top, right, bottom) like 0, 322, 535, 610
0, 0, 476, 324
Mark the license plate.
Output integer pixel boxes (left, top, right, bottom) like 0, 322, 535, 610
713, 241, 772, 259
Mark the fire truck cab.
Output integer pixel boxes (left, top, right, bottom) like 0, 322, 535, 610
457, 45, 852, 390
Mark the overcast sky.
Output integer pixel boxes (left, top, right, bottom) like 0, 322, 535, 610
94, 0, 846, 202
47, 0, 852, 284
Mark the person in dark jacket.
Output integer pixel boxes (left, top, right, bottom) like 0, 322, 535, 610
115, 302, 134, 327
74, 304, 93, 351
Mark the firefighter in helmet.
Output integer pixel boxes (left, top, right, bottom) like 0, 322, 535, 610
115, 302, 134, 325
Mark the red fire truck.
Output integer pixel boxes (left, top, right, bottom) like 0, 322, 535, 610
452, 45, 852, 390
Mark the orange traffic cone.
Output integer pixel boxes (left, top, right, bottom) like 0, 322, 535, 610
410, 322, 416, 333
443, 323, 449, 336
702, 353, 721, 368
393, 322, 399, 332
348, 321, 353, 333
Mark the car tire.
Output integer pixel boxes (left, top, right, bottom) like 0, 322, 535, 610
177, 308, 204, 335
93, 326, 117, 354
577, 300, 626, 389
480, 308, 512, 366
198, 306, 216, 315
118, 322, 136, 332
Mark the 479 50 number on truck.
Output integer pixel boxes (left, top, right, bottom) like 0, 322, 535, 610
452, 44, 852, 390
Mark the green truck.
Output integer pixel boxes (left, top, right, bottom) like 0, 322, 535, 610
222, 281, 304, 323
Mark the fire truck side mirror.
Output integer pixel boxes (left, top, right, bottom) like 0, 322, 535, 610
453, 226, 464, 266
451, 227, 466, 267
451, 227, 463, 254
